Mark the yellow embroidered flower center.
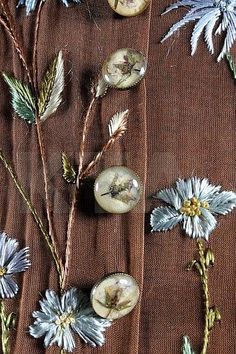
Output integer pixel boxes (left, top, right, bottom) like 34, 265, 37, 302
180, 197, 209, 217
55, 312, 75, 329
0, 267, 7, 277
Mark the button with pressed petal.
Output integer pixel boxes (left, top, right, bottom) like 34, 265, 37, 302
107, 0, 150, 17
102, 48, 147, 89
94, 166, 142, 214
91, 273, 140, 320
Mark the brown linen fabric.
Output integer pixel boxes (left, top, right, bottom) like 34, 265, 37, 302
0, 1, 235, 353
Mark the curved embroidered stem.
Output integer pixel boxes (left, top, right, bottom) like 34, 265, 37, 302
0, 301, 14, 354
78, 96, 96, 175
0, 1, 33, 87
188, 240, 221, 354
32, 0, 44, 92
0, 149, 64, 288
62, 96, 96, 290
80, 133, 120, 179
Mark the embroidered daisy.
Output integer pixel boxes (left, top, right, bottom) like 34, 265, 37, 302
0, 232, 30, 299
29, 288, 112, 352
150, 177, 236, 240
17, 0, 81, 16
161, 0, 236, 61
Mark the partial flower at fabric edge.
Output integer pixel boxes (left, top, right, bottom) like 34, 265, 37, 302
17, 0, 81, 16
150, 177, 236, 240
0, 232, 31, 299
161, 0, 236, 62
182, 336, 195, 354
29, 288, 112, 352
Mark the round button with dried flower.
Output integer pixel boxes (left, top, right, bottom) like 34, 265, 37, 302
107, 0, 150, 17
94, 166, 142, 213
91, 273, 140, 320
102, 48, 147, 89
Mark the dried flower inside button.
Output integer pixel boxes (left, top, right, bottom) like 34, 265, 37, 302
94, 166, 142, 213
91, 273, 140, 320
102, 48, 147, 89
107, 0, 150, 17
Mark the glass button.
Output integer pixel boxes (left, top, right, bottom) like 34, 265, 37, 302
102, 48, 147, 89
107, 0, 150, 17
91, 273, 140, 320
94, 166, 142, 213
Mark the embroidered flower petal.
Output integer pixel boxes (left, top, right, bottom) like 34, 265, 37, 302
150, 207, 183, 232
0, 276, 18, 298
192, 177, 220, 201
182, 335, 195, 354
17, 0, 81, 15
182, 209, 217, 239
161, 0, 236, 61
209, 191, 236, 215
7, 247, 30, 273
156, 187, 182, 209
175, 178, 193, 201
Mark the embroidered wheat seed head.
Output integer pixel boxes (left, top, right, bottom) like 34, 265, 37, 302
150, 177, 236, 240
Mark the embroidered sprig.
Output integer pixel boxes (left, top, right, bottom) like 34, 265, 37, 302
161, 0, 236, 61
0, 232, 31, 354
150, 177, 236, 354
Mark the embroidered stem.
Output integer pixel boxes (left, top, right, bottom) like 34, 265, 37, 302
0, 1, 33, 87
80, 133, 120, 179
35, 120, 57, 251
62, 96, 96, 290
33, 0, 44, 92
188, 240, 221, 354
0, 149, 64, 288
0, 301, 14, 354
78, 96, 96, 175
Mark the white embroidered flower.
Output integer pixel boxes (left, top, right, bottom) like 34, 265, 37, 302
17, 0, 81, 16
0, 232, 30, 299
150, 177, 236, 240
29, 288, 112, 352
161, 0, 236, 61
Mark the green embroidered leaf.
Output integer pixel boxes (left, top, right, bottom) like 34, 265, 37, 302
182, 336, 195, 354
38, 51, 64, 122
2, 73, 36, 123
226, 53, 236, 79
62, 153, 76, 183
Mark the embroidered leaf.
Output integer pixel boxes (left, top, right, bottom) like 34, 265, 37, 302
62, 153, 76, 184
2, 73, 36, 123
226, 53, 236, 78
38, 51, 64, 122
182, 336, 195, 354
150, 206, 183, 232
108, 110, 129, 138
93, 76, 109, 98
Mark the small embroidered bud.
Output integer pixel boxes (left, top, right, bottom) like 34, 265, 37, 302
205, 249, 215, 267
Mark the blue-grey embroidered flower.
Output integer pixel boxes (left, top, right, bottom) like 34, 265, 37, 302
161, 0, 236, 61
150, 177, 236, 240
29, 288, 112, 352
0, 232, 30, 299
17, 0, 81, 16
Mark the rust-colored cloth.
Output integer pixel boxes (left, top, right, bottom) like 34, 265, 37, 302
0, 1, 236, 353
